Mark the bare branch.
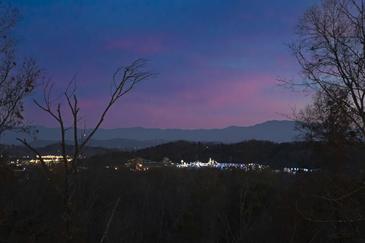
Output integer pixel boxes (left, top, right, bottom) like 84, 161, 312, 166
290, 0, 365, 140
99, 197, 121, 243
16, 138, 51, 180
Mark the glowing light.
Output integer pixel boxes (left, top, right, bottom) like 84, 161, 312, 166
29, 155, 72, 164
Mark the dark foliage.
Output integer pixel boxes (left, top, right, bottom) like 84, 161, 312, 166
0, 167, 364, 242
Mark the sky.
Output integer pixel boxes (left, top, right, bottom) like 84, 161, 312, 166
13, 0, 318, 129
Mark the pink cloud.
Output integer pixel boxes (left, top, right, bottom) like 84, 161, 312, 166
78, 70, 308, 128
108, 73, 306, 128
24, 63, 309, 129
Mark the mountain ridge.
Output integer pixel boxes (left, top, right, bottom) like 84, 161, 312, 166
0, 120, 299, 148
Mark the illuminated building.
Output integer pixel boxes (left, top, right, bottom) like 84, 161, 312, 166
29, 155, 72, 164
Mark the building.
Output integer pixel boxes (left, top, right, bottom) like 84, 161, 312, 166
29, 155, 72, 165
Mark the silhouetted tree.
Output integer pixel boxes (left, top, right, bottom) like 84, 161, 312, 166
17, 59, 152, 242
290, 0, 365, 140
295, 89, 358, 171
290, 1, 365, 239
296, 89, 358, 144
0, 2, 40, 135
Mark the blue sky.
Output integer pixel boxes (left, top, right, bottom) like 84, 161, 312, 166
13, 0, 317, 128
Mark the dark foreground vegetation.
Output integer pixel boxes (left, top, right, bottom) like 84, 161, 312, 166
1, 165, 365, 243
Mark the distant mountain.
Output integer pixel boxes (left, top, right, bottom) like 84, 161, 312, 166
14, 139, 167, 150
0, 120, 299, 149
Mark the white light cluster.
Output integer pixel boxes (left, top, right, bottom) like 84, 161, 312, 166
177, 158, 269, 171
29, 155, 72, 164
282, 167, 312, 174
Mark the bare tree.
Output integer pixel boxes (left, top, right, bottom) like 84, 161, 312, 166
290, 2, 365, 237
0, 2, 40, 135
19, 59, 151, 169
17, 58, 152, 241
290, 0, 365, 140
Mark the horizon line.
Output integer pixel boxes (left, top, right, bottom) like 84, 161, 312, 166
24, 119, 294, 131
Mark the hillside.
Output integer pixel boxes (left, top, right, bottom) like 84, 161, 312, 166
0, 120, 299, 149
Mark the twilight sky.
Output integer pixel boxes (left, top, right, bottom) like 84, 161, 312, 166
13, 0, 317, 129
